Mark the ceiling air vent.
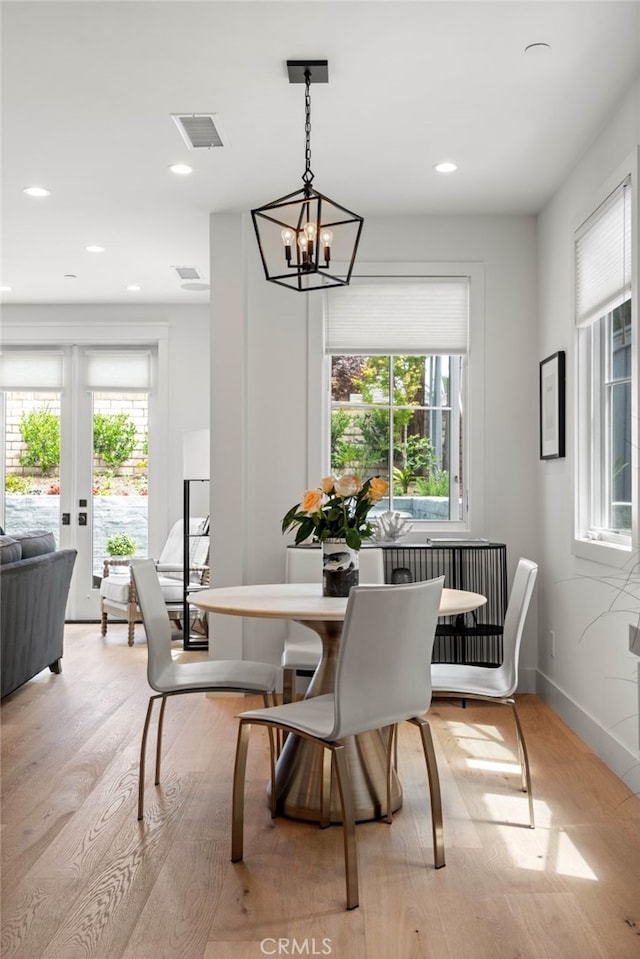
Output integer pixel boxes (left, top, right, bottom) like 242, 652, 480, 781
173, 266, 201, 281
171, 113, 225, 150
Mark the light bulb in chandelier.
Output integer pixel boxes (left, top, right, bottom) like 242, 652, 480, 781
281, 227, 295, 263
320, 228, 333, 263
303, 221, 317, 259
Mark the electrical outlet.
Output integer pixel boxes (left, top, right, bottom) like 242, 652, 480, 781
550, 629, 556, 658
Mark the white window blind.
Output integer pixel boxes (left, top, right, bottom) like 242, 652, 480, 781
85, 350, 151, 389
0, 350, 64, 389
325, 278, 469, 354
576, 177, 631, 328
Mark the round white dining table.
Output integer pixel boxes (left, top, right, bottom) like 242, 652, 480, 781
193, 582, 487, 823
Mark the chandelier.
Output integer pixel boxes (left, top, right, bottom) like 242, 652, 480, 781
251, 60, 364, 292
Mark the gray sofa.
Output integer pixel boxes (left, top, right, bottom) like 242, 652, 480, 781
0, 529, 76, 699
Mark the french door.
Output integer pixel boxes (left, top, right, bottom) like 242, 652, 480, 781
1, 345, 155, 619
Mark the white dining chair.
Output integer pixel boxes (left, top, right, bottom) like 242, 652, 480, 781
281, 545, 385, 703
231, 576, 445, 911
130, 559, 279, 820
431, 557, 538, 828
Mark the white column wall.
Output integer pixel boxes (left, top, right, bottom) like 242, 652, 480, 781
210, 212, 539, 674
537, 77, 640, 793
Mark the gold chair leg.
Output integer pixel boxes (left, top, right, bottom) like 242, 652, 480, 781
385, 725, 397, 824
509, 699, 535, 829
282, 668, 295, 705
320, 746, 333, 829
268, 725, 278, 819
231, 721, 251, 862
331, 743, 359, 910
409, 716, 446, 869
138, 696, 156, 820
154, 695, 168, 786
263, 692, 281, 757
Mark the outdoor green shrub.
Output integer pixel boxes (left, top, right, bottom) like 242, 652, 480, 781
330, 409, 351, 458
415, 472, 449, 497
106, 532, 137, 555
18, 408, 60, 473
93, 413, 137, 470
4, 473, 30, 494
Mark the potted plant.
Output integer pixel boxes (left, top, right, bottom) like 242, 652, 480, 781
105, 532, 137, 557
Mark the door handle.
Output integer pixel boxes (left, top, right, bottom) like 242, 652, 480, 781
62, 513, 70, 526
78, 512, 87, 526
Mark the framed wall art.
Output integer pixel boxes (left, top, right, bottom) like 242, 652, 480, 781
539, 350, 566, 459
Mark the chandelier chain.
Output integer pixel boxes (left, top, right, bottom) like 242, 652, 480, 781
302, 70, 314, 186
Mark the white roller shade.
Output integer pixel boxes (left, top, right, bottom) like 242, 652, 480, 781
0, 350, 64, 389
325, 278, 469, 355
576, 177, 631, 328
85, 350, 151, 389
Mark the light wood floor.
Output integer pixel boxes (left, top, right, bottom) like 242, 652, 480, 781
2, 623, 639, 959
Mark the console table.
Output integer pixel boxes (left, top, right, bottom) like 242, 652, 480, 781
376, 542, 507, 665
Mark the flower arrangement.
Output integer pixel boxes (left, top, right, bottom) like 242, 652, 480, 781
282, 474, 390, 550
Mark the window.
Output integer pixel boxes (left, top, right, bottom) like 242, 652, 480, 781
576, 173, 634, 550
324, 278, 468, 523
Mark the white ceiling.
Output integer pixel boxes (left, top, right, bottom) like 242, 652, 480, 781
2, 0, 639, 305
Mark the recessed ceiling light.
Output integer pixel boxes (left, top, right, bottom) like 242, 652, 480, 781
126, 284, 141, 292
434, 162, 458, 174
169, 163, 193, 175
1, 285, 12, 292
85, 245, 105, 253
525, 42, 551, 56
23, 186, 51, 197
180, 282, 210, 292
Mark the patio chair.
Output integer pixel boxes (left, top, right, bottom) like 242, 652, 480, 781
100, 517, 209, 646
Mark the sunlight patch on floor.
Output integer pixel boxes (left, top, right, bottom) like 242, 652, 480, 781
466, 758, 522, 774
448, 721, 505, 743
491, 798, 599, 881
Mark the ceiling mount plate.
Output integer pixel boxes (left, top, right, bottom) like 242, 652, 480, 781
287, 60, 329, 84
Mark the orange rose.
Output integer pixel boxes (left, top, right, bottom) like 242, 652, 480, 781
368, 477, 389, 502
321, 476, 335, 494
334, 474, 363, 497
301, 488, 322, 513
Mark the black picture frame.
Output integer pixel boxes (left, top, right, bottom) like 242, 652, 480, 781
539, 351, 566, 459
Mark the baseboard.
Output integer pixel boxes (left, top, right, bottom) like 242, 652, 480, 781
536, 669, 640, 798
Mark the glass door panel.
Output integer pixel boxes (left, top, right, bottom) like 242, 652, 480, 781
91, 390, 149, 581
3, 390, 62, 542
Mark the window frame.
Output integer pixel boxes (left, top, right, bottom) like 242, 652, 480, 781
573, 150, 639, 566
326, 352, 465, 521
306, 261, 486, 536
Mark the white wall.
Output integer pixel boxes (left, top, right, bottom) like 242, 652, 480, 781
210, 211, 539, 675
0, 304, 210, 554
537, 77, 640, 795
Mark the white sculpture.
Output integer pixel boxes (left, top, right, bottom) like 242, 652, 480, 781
371, 510, 413, 542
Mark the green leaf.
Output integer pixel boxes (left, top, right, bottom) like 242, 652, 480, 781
345, 528, 361, 550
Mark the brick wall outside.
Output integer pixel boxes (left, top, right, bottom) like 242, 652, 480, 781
5, 391, 147, 477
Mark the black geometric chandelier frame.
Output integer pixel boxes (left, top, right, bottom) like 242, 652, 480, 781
251, 60, 364, 292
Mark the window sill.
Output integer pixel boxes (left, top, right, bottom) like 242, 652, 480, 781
573, 536, 633, 569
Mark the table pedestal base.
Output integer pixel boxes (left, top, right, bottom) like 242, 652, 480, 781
271, 727, 402, 824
